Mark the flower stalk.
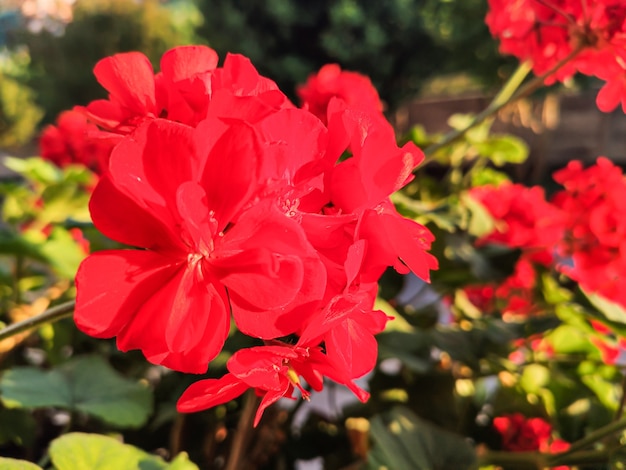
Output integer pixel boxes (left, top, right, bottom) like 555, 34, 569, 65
0, 300, 75, 342
422, 43, 585, 163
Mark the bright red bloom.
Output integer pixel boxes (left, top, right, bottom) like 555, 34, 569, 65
82, 45, 292, 137
495, 256, 539, 317
39, 110, 113, 174
470, 183, 563, 251
494, 413, 552, 451
298, 64, 383, 123
486, 0, 626, 112
74, 46, 438, 417
551, 157, 626, 307
463, 256, 541, 318
75, 119, 325, 373
177, 342, 369, 426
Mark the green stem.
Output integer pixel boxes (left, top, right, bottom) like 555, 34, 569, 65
0, 300, 75, 342
547, 416, 626, 465
474, 450, 544, 469
421, 44, 585, 164
476, 449, 611, 469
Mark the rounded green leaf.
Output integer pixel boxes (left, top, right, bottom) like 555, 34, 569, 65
49, 433, 199, 470
0, 457, 42, 470
0, 356, 153, 428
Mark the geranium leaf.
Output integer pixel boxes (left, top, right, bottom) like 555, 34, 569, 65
49, 432, 199, 470
0, 457, 42, 469
0, 356, 152, 428
585, 290, 626, 324
366, 406, 475, 469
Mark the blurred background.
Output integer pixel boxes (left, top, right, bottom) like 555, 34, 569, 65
1, 0, 622, 183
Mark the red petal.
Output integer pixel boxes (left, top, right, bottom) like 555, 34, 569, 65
326, 318, 378, 378
108, 120, 196, 206
89, 174, 181, 254
596, 78, 622, 113
254, 386, 289, 427
258, 108, 328, 182
93, 52, 156, 115
227, 346, 295, 390
177, 373, 248, 413
215, 205, 308, 310
74, 250, 180, 338
116, 265, 230, 373
200, 123, 260, 228
160, 45, 218, 83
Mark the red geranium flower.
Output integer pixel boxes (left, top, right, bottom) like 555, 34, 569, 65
75, 118, 326, 373
39, 110, 113, 174
298, 64, 383, 124
177, 342, 369, 427
551, 157, 626, 307
486, 0, 626, 112
82, 45, 292, 137
470, 183, 563, 251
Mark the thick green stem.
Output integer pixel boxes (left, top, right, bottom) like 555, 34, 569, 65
421, 44, 584, 164
0, 300, 75, 342
546, 416, 626, 466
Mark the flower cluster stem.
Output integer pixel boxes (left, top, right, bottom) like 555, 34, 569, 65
0, 300, 76, 342
546, 416, 626, 465
225, 390, 261, 470
422, 44, 584, 164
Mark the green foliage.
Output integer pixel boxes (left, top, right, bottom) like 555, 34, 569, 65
0, 356, 153, 428
49, 433, 198, 470
0, 49, 43, 148
0, 457, 42, 470
18, 0, 196, 123
420, 114, 529, 167
195, 0, 499, 109
366, 406, 476, 469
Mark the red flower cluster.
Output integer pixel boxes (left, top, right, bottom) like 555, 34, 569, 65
462, 255, 541, 318
552, 157, 626, 306
72, 46, 437, 424
471, 157, 626, 323
486, 0, 626, 112
494, 413, 569, 460
297, 64, 383, 124
470, 183, 562, 251
457, 184, 569, 318
39, 110, 113, 174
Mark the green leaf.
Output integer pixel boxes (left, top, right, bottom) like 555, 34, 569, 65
460, 192, 495, 237
0, 356, 153, 428
477, 135, 529, 166
49, 432, 199, 470
580, 375, 620, 412
0, 230, 48, 262
585, 290, 626, 324
470, 167, 510, 187
4, 157, 61, 185
366, 406, 475, 469
0, 457, 42, 470
546, 324, 597, 357
541, 274, 573, 305
520, 364, 550, 394
0, 407, 37, 447
38, 226, 88, 279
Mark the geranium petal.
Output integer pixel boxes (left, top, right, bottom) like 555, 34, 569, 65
93, 51, 156, 115
200, 123, 260, 228
89, 175, 181, 253
115, 265, 230, 372
74, 250, 180, 338
160, 45, 218, 83
177, 374, 248, 413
